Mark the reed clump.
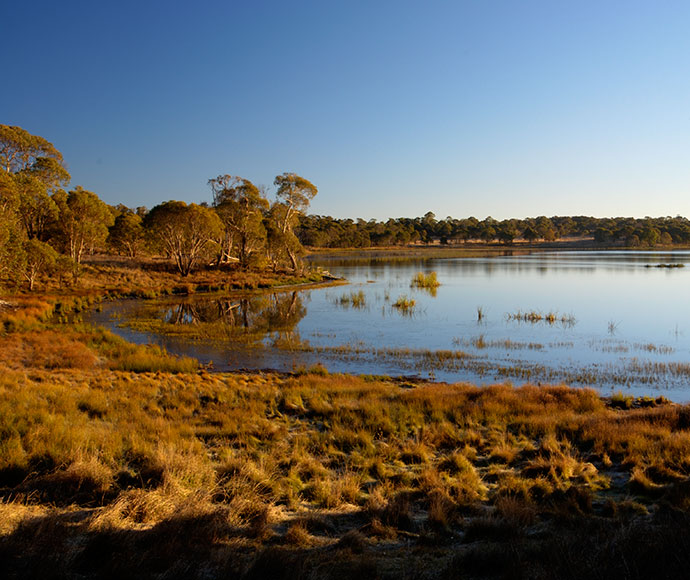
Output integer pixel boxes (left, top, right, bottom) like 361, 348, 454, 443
392, 295, 416, 314
506, 310, 576, 326
411, 271, 440, 291
337, 290, 367, 309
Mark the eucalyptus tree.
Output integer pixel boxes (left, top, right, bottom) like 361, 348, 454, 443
0, 125, 67, 176
0, 125, 69, 239
22, 238, 60, 291
0, 125, 70, 283
0, 171, 24, 283
208, 175, 269, 268
108, 210, 145, 257
269, 173, 317, 271
143, 201, 223, 276
52, 186, 114, 264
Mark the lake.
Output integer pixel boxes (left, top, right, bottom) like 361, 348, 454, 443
88, 250, 690, 401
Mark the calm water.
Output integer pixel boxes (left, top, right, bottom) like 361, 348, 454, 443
88, 250, 690, 401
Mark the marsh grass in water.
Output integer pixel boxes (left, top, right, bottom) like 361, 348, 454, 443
454, 336, 544, 351
392, 295, 416, 314
476, 306, 485, 322
337, 290, 367, 309
411, 271, 440, 296
506, 310, 576, 327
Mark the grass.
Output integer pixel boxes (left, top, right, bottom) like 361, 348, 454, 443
411, 271, 440, 292
4, 269, 690, 577
454, 336, 544, 351
476, 305, 484, 322
506, 309, 577, 326
391, 295, 416, 314
337, 290, 367, 309
1, 363, 689, 577
9, 252, 340, 298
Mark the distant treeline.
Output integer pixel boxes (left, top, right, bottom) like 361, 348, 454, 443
4, 124, 689, 291
297, 212, 690, 248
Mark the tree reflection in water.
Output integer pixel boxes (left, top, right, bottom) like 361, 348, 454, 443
160, 292, 307, 347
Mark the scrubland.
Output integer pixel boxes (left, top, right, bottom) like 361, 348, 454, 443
2, 295, 690, 579
69, 255, 331, 297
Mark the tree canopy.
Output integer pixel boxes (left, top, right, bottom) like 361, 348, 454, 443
144, 201, 223, 276
52, 186, 114, 264
271, 173, 318, 271
209, 175, 269, 269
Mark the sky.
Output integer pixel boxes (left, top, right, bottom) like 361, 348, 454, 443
2, 0, 690, 220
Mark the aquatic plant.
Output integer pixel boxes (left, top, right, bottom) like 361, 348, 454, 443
506, 310, 576, 326
411, 271, 440, 290
454, 337, 544, 351
476, 306, 485, 322
337, 289, 366, 309
392, 295, 416, 314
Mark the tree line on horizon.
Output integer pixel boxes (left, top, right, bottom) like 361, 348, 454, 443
2, 124, 689, 291
296, 212, 690, 248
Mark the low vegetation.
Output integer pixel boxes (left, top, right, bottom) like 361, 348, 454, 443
391, 294, 416, 314
337, 289, 367, 309
411, 271, 440, 291
506, 309, 576, 326
2, 300, 690, 578
2, 124, 690, 577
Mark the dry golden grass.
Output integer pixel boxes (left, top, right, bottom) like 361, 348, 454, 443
2, 292, 690, 577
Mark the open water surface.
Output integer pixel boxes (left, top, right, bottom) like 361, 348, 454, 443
87, 250, 690, 401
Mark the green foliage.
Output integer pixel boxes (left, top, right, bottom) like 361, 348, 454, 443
143, 201, 223, 276
296, 214, 690, 248
23, 238, 60, 290
52, 186, 114, 264
0, 125, 71, 286
209, 175, 269, 268
14, 173, 59, 240
337, 290, 366, 308
108, 211, 144, 257
270, 173, 318, 271
0, 124, 67, 176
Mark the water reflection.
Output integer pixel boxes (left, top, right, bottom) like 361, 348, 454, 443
309, 250, 690, 277
87, 250, 690, 401
151, 292, 306, 345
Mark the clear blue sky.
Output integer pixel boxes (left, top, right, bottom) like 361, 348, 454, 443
3, 0, 690, 220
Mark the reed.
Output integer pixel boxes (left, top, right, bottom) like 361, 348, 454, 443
506, 309, 576, 326
411, 271, 440, 289
392, 295, 416, 313
337, 289, 367, 308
